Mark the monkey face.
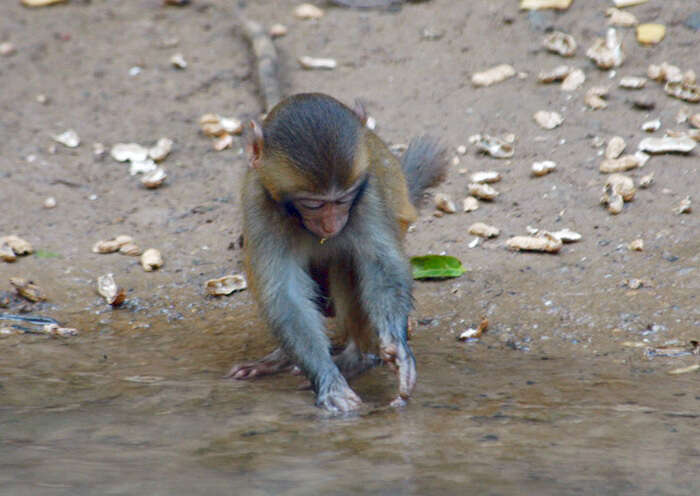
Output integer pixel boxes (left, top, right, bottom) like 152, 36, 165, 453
290, 181, 364, 239
292, 194, 354, 239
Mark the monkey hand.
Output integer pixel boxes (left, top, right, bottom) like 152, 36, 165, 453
315, 374, 362, 413
380, 341, 417, 407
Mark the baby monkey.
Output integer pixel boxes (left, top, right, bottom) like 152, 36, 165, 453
228, 93, 447, 412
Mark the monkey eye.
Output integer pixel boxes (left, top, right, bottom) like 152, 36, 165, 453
335, 192, 356, 205
297, 199, 325, 210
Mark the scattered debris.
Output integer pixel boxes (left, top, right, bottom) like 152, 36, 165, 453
537, 65, 572, 83
602, 192, 624, 214
561, 68, 585, 91
534, 110, 563, 129
601, 174, 634, 214
613, 0, 648, 6
506, 232, 563, 253
638, 136, 696, 154
468, 222, 500, 238
0, 235, 33, 259
550, 228, 582, 243
468, 183, 499, 201
205, 274, 248, 296
462, 196, 479, 212
0, 243, 16, 263
42, 323, 78, 337
664, 80, 700, 103
170, 53, 187, 69
21, 0, 67, 6
675, 196, 692, 215
619, 76, 646, 89
606, 136, 626, 159
636, 24, 665, 45
586, 28, 624, 69
639, 172, 654, 189
111, 143, 149, 162
199, 113, 243, 151
469, 134, 514, 158
585, 86, 609, 109
470, 171, 501, 184
129, 159, 157, 176
690, 113, 700, 128
52, 129, 80, 148
531, 160, 556, 176
623, 278, 645, 289
93, 142, 106, 158
141, 248, 163, 272
269, 23, 288, 38
648, 62, 682, 83
472, 64, 516, 87
92, 235, 136, 254
606, 174, 636, 202
435, 193, 456, 213
10, 277, 45, 302
119, 242, 141, 256
641, 119, 661, 132
199, 114, 243, 137
628, 239, 644, 251
298, 56, 337, 70
520, 0, 572, 9
543, 31, 576, 57
213, 134, 233, 151
294, 3, 324, 20
606, 8, 638, 27
97, 273, 126, 307
458, 316, 489, 341
0, 42, 16, 56
141, 167, 167, 189
635, 151, 650, 166
148, 138, 173, 162
599, 154, 640, 173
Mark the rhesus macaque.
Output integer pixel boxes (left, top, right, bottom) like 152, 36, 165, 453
228, 93, 447, 412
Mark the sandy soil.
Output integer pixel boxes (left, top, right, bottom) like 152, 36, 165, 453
1, 1, 699, 494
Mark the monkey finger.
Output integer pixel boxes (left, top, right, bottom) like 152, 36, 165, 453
397, 355, 417, 399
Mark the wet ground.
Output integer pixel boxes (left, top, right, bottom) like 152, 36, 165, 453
1, 0, 699, 494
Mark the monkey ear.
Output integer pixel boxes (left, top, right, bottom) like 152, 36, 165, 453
246, 120, 264, 169
352, 99, 368, 126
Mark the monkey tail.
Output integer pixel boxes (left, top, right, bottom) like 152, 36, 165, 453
400, 136, 448, 207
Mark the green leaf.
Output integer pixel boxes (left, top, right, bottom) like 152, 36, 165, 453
410, 255, 466, 280
35, 249, 61, 259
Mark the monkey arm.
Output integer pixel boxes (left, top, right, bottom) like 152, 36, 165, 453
348, 197, 417, 403
244, 211, 361, 411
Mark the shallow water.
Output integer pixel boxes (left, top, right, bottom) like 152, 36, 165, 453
2, 305, 698, 496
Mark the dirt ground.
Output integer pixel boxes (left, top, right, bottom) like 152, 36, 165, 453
1, 1, 699, 495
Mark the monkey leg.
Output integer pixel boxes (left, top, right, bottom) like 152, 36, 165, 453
327, 264, 382, 381
225, 347, 299, 380
333, 340, 381, 380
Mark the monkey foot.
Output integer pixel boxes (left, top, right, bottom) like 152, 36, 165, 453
225, 347, 296, 380
334, 351, 381, 380
316, 376, 362, 413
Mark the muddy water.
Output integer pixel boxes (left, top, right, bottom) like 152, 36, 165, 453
2, 299, 698, 496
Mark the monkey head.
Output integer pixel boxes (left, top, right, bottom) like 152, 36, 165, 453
247, 93, 369, 240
